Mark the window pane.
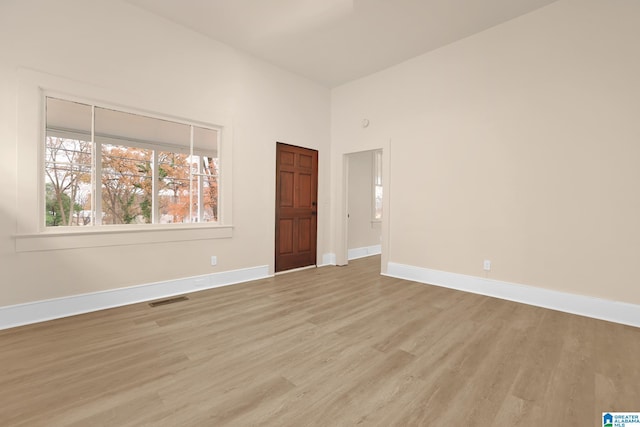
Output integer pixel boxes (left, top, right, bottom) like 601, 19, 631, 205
372, 150, 383, 220
202, 156, 218, 222
158, 151, 190, 224
45, 98, 93, 227
101, 144, 152, 224
374, 150, 382, 186
192, 155, 218, 223
193, 126, 219, 223
374, 185, 383, 220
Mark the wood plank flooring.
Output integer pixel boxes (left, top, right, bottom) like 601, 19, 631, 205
1, 256, 639, 426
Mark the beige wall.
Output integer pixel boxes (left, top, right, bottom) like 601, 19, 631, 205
2, 0, 640, 312
331, 0, 640, 304
347, 150, 381, 250
0, 0, 330, 306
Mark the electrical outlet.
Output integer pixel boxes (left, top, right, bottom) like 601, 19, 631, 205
483, 260, 491, 271
210, 256, 217, 266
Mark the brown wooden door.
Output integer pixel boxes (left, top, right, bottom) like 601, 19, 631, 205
275, 143, 318, 272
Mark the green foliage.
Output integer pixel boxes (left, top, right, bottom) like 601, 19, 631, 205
121, 193, 137, 224
45, 183, 81, 226
140, 197, 152, 223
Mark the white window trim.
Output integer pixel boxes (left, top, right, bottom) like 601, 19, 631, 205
14, 223, 233, 252
15, 69, 233, 252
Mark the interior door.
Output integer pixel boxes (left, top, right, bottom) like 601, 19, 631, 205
275, 143, 318, 272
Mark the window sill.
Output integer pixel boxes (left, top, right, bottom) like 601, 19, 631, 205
14, 224, 233, 252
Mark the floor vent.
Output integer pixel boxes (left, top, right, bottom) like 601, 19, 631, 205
149, 296, 189, 307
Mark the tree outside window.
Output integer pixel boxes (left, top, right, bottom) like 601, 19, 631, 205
44, 97, 219, 227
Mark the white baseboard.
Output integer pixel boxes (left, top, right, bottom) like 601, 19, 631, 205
385, 262, 640, 329
348, 244, 382, 260
318, 253, 337, 267
0, 265, 270, 331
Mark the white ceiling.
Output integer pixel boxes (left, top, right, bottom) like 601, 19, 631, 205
125, 0, 558, 87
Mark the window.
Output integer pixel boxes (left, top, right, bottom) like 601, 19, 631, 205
373, 149, 383, 221
45, 97, 219, 227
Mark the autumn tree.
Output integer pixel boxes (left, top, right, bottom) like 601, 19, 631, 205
202, 156, 218, 221
46, 139, 218, 226
156, 153, 218, 223
158, 151, 190, 223
101, 145, 152, 224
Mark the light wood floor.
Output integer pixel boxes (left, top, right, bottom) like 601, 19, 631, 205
1, 256, 639, 426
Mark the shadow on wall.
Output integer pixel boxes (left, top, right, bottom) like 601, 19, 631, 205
0, 203, 94, 311
0, 203, 23, 308
0, 203, 15, 258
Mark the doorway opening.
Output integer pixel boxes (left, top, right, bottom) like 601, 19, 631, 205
345, 149, 382, 265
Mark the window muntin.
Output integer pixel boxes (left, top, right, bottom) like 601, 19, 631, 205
44, 97, 219, 228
